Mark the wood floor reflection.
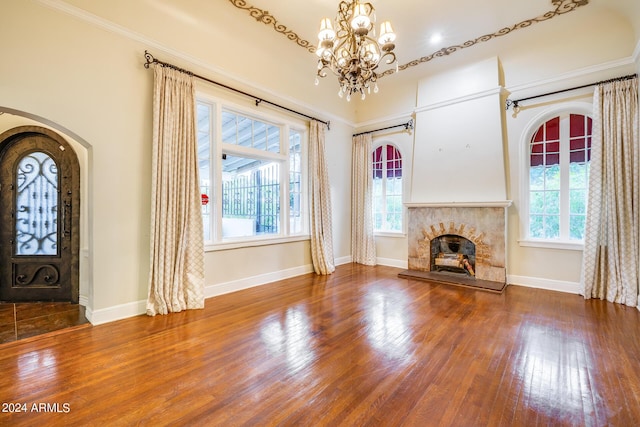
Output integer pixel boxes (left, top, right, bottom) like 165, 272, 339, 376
1, 264, 639, 426
0, 302, 89, 344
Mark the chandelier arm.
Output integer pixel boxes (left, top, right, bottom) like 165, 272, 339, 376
317, 63, 345, 80
380, 51, 397, 66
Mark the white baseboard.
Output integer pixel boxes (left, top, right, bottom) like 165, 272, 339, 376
507, 274, 580, 294
84, 265, 316, 325
205, 264, 314, 299
334, 256, 353, 266
376, 257, 408, 269
86, 299, 147, 325
86, 259, 419, 325
79, 295, 89, 307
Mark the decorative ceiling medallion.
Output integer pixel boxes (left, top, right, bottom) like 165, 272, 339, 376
379, 0, 590, 78
229, 0, 590, 77
228, 0, 315, 54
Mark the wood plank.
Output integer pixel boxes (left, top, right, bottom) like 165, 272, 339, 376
0, 263, 639, 426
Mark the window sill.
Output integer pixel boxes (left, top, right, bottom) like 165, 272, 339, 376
374, 231, 407, 238
205, 234, 310, 252
518, 239, 584, 251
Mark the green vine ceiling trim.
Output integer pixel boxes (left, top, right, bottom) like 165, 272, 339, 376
228, 0, 590, 77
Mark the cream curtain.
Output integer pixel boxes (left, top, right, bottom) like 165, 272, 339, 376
147, 64, 205, 316
309, 120, 335, 275
581, 76, 640, 309
351, 134, 377, 265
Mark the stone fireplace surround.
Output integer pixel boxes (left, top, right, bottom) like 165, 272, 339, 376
404, 202, 511, 287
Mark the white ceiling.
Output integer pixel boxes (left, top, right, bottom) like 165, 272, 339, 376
57, 0, 640, 120
219, 0, 639, 79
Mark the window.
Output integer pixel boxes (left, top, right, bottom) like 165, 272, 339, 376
372, 143, 403, 232
198, 99, 307, 245
527, 113, 591, 242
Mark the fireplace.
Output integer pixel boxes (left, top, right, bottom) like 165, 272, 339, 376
431, 234, 475, 276
400, 202, 511, 292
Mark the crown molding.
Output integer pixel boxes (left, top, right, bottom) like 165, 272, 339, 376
415, 87, 505, 114
405, 201, 512, 208
355, 111, 415, 131
505, 55, 637, 98
33, 0, 351, 130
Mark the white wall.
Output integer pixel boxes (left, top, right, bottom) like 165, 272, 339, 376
1, 1, 354, 324
2, 1, 153, 320
355, 7, 640, 291
411, 58, 507, 204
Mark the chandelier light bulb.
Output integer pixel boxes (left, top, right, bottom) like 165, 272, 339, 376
363, 43, 380, 63
351, 3, 371, 33
374, 83, 379, 93
318, 18, 336, 41
378, 21, 396, 44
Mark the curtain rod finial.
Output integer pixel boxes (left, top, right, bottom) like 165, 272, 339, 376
144, 50, 155, 69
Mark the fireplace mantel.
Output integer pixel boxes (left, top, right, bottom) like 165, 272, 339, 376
405, 201, 512, 208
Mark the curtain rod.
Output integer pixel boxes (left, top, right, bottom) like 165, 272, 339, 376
505, 73, 637, 110
143, 51, 331, 129
353, 119, 414, 137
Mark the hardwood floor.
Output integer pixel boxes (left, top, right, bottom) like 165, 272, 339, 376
0, 264, 639, 426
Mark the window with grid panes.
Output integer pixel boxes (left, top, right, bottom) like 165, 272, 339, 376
528, 113, 592, 241
372, 144, 403, 232
197, 99, 307, 243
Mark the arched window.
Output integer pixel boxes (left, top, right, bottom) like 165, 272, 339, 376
372, 143, 402, 232
528, 113, 592, 241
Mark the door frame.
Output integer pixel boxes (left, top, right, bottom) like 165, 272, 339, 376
0, 125, 80, 303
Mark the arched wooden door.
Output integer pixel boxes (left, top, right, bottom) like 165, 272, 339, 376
0, 126, 80, 303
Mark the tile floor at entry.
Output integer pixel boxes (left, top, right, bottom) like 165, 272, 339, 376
0, 302, 90, 345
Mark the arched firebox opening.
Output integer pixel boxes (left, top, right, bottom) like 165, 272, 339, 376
430, 234, 476, 277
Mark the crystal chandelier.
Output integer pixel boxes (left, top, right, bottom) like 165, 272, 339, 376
314, 1, 397, 101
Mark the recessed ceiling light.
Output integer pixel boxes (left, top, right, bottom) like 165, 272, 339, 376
430, 33, 442, 44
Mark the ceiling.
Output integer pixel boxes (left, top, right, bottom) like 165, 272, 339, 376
57, 0, 640, 120
219, 0, 639, 82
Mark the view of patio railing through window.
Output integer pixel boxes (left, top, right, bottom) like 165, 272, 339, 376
222, 157, 280, 237
197, 99, 306, 243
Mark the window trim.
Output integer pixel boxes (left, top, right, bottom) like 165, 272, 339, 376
372, 140, 405, 235
197, 93, 310, 248
518, 102, 592, 250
